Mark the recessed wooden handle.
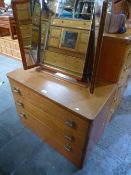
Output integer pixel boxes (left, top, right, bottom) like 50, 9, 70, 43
126, 38, 131, 45
65, 119, 75, 128
19, 112, 27, 119
64, 145, 72, 152
16, 101, 24, 107
12, 87, 21, 94
65, 133, 73, 141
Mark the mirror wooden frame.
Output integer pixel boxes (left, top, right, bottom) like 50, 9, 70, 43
12, 0, 41, 69
12, 0, 109, 94
90, 0, 109, 93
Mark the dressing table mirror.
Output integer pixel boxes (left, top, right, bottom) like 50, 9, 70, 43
12, 0, 108, 92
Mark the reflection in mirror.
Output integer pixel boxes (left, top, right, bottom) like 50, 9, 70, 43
52, 0, 94, 20
12, 0, 108, 86
61, 30, 78, 49
42, 0, 96, 80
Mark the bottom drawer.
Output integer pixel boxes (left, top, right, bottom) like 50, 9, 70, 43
17, 109, 84, 168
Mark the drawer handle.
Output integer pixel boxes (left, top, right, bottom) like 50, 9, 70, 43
12, 87, 21, 94
114, 97, 117, 102
65, 133, 73, 141
64, 145, 72, 152
65, 119, 75, 128
110, 109, 114, 114
19, 112, 27, 119
16, 101, 24, 107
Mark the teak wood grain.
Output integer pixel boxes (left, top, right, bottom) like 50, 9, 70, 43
7, 68, 116, 120
97, 32, 131, 84
9, 79, 90, 136
20, 110, 83, 167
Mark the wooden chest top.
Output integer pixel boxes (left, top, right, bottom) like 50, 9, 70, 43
7, 68, 116, 121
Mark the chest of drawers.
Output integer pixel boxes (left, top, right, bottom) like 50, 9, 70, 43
7, 68, 116, 168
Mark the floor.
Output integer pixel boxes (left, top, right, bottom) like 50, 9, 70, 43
0, 55, 131, 175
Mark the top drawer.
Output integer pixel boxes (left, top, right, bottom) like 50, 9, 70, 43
9, 79, 89, 137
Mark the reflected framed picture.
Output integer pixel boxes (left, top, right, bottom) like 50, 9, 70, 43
60, 29, 79, 51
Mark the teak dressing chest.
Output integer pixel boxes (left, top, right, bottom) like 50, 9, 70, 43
7, 68, 116, 168
7, 0, 131, 168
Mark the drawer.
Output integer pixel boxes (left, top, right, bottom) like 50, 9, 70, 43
79, 32, 89, 43
17, 10, 31, 21
52, 18, 92, 30
32, 30, 39, 43
109, 85, 125, 113
17, 109, 83, 167
50, 27, 62, 38
16, 103, 86, 157
45, 51, 85, 74
45, 50, 66, 68
77, 43, 87, 54
16, 3, 31, 21
15, 98, 87, 149
65, 55, 85, 73
48, 37, 60, 48
16, 3, 30, 11
9, 79, 90, 138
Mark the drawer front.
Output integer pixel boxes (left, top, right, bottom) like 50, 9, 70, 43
23, 37, 31, 46
17, 109, 83, 167
15, 97, 87, 150
20, 25, 32, 37
45, 51, 65, 67
109, 85, 125, 114
9, 79, 89, 138
50, 27, 62, 38
16, 3, 31, 20
79, 32, 89, 43
52, 18, 92, 30
45, 50, 85, 74
77, 43, 87, 54
48, 37, 60, 48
